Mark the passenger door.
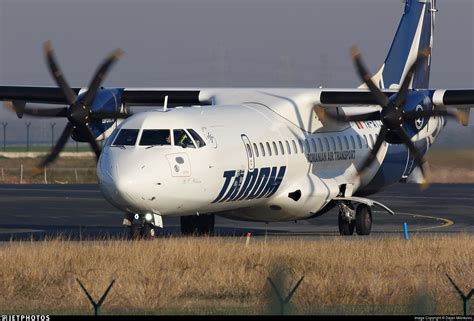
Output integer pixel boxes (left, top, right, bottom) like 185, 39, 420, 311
241, 134, 255, 172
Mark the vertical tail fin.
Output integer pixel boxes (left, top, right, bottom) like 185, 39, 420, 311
371, 0, 437, 90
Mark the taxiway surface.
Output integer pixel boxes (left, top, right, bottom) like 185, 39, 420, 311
0, 183, 472, 240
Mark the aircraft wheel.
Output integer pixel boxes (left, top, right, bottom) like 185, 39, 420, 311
181, 215, 215, 236
130, 224, 141, 240
356, 204, 372, 235
141, 223, 156, 239
180, 216, 195, 235
196, 215, 215, 236
338, 213, 355, 236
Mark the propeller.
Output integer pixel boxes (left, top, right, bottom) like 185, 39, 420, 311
7, 41, 129, 171
327, 47, 463, 186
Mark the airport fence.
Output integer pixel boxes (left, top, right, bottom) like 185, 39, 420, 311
0, 166, 97, 184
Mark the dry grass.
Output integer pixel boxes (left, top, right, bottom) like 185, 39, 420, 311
0, 235, 472, 315
0, 157, 97, 183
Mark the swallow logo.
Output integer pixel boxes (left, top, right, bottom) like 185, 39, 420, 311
415, 104, 424, 130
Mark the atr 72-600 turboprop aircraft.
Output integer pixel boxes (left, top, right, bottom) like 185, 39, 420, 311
1, 0, 473, 238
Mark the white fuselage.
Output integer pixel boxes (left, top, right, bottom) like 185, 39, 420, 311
97, 91, 444, 222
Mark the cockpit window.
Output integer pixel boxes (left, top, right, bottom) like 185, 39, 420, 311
173, 129, 196, 149
105, 127, 120, 147
139, 130, 171, 146
113, 129, 139, 146
187, 129, 206, 148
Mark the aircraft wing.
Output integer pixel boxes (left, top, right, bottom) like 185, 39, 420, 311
316, 88, 474, 107
0, 86, 206, 106
2, 85, 474, 109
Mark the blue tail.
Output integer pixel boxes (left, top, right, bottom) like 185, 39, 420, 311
379, 0, 437, 89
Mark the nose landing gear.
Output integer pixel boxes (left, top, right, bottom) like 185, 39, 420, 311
123, 213, 161, 239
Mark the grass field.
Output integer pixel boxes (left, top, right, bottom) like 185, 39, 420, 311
0, 235, 472, 315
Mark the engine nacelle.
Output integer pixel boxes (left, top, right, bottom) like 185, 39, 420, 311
72, 88, 124, 142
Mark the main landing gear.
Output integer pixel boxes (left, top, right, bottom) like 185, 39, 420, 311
337, 202, 372, 236
180, 214, 215, 236
334, 196, 395, 236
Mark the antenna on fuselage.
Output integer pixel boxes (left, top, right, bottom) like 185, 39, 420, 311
163, 95, 169, 112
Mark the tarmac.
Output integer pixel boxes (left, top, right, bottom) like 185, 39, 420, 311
0, 183, 472, 240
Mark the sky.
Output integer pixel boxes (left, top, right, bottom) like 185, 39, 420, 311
0, 0, 473, 146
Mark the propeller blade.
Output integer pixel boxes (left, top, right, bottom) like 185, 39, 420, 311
324, 111, 382, 123
357, 125, 388, 174
89, 112, 130, 120
351, 46, 390, 108
4, 101, 26, 118
403, 108, 461, 122
38, 122, 74, 169
43, 41, 78, 105
393, 48, 431, 107
81, 49, 124, 108
6, 102, 68, 118
77, 125, 101, 160
395, 128, 429, 187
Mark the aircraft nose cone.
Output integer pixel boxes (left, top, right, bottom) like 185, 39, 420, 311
97, 151, 159, 213
98, 153, 136, 203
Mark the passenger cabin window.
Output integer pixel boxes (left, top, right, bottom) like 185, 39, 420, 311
318, 138, 323, 152
292, 140, 297, 154
330, 137, 336, 151
139, 129, 171, 146
187, 129, 206, 148
350, 136, 356, 149
363, 135, 369, 148
311, 138, 317, 153
279, 141, 285, 155
286, 140, 292, 155
298, 140, 304, 153
272, 142, 279, 156
260, 143, 266, 157
253, 143, 259, 157
113, 129, 139, 146
344, 136, 349, 149
266, 142, 272, 156
304, 139, 310, 154
324, 137, 330, 151
357, 136, 363, 149
369, 134, 375, 148
174, 129, 196, 148
337, 137, 343, 150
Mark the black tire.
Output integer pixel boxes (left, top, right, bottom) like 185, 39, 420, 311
338, 213, 355, 236
181, 215, 215, 236
356, 204, 372, 235
141, 223, 156, 239
180, 216, 195, 235
130, 224, 141, 240
197, 215, 215, 236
